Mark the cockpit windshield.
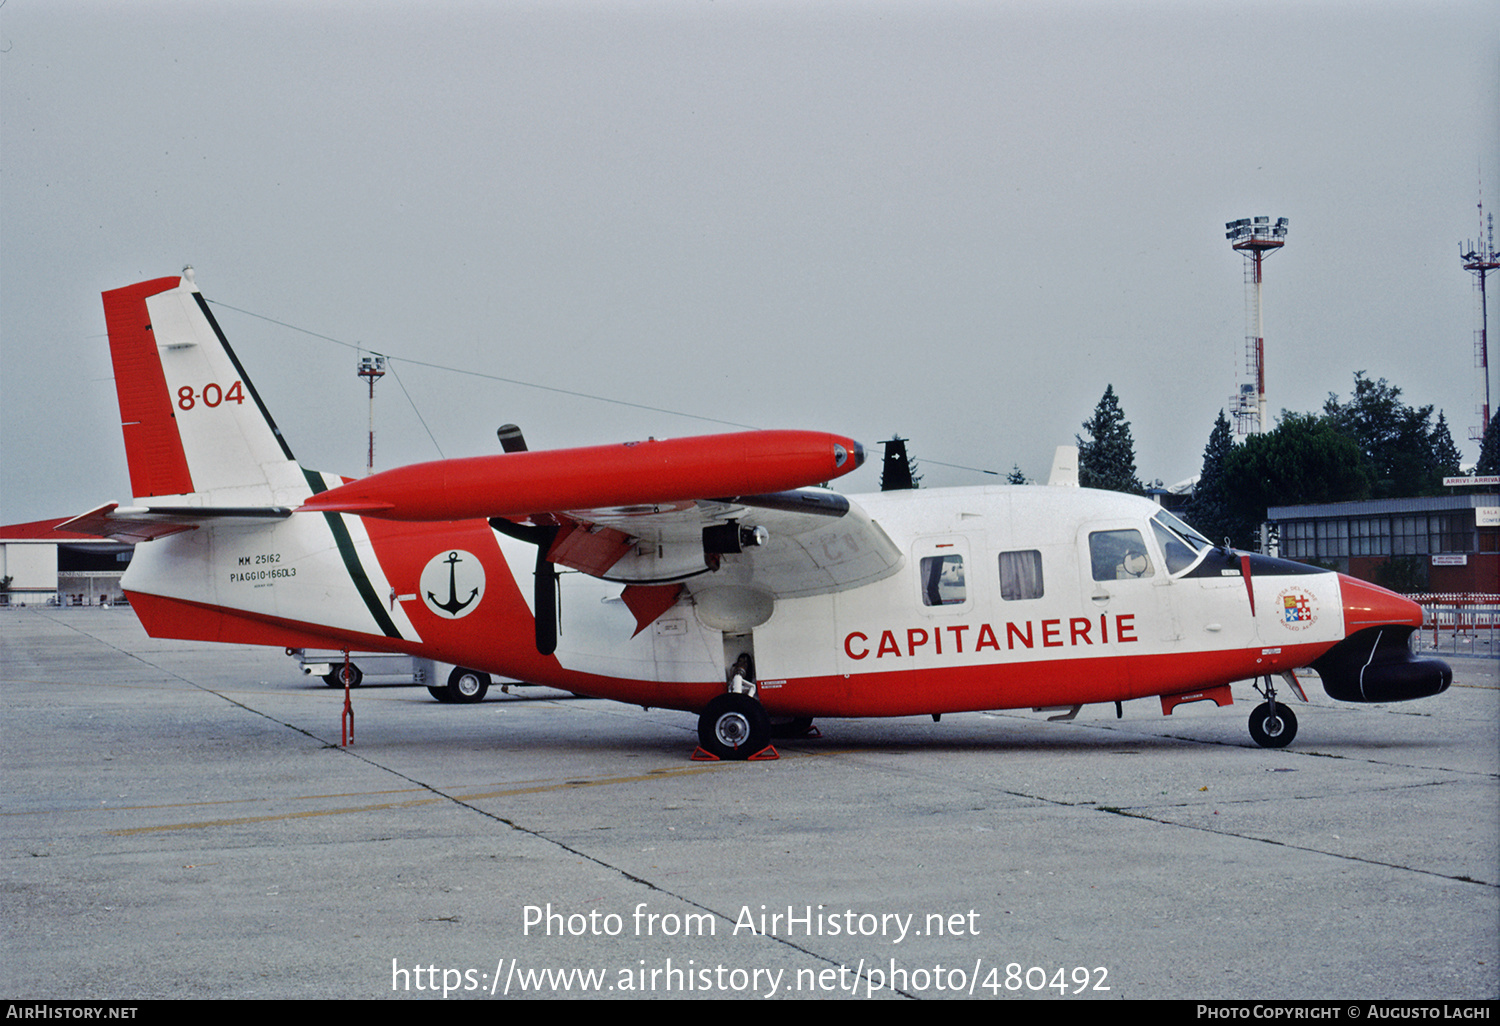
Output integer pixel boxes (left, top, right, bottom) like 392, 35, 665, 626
1151, 510, 1212, 575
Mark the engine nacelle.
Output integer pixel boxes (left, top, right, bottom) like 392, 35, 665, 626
1311, 626, 1452, 703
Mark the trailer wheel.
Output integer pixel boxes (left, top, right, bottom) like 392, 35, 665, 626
445, 667, 490, 704
323, 663, 362, 688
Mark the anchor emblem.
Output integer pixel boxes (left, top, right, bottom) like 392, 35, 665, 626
420, 550, 485, 620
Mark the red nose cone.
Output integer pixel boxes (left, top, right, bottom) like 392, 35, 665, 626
1337, 574, 1422, 634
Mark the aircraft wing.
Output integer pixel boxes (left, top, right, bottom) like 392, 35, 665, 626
514, 488, 904, 600
293, 429, 898, 646
298, 428, 900, 599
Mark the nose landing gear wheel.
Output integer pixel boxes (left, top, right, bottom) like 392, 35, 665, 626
697, 693, 772, 760
1249, 701, 1297, 748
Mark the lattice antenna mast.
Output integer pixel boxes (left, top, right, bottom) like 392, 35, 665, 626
1225, 217, 1289, 435
357, 355, 386, 475
1460, 194, 1498, 443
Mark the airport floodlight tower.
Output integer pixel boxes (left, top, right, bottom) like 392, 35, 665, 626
1225, 216, 1289, 435
357, 354, 386, 475
1459, 206, 1497, 443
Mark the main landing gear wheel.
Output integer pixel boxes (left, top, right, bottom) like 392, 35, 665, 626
1249, 701, 1297, 749
323, 663, 362, 688
430, 667, 490, 704
697, 693, 772, 761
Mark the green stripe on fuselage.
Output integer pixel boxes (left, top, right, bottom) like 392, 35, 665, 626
302, 467, 403, 640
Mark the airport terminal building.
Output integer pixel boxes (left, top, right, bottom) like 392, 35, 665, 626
1267, 491, 1499, 594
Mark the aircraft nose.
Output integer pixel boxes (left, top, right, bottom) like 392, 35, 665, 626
1337, 573, 1423, 635
1315, 573, 1449, 703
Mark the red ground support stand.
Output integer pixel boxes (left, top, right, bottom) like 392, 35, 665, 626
340, 651, 354, 746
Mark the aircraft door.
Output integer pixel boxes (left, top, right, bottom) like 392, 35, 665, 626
1077, 523, 1180, 646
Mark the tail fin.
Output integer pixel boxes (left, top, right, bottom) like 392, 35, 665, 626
102, 270, 310, 506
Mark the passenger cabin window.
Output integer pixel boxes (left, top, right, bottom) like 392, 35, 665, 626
1089, 529, 1154, 581
998, 550, 1044, 600
920, 554, 966, 606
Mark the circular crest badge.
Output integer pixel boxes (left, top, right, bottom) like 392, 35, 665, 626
1275, 587, 1319, 632
420, 550, 486, 620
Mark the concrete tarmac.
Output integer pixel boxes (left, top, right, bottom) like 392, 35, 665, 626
2, 607, 1495, 1000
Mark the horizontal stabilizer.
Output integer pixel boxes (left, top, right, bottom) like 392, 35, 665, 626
58, 502, 292, 543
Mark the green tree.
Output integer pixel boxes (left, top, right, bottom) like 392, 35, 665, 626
1478, 412, 1500, 475
1323, 373, 1443, 496
1183, 410, 1235, 545
1430, 411, 1464, 480
1077, 385, 1142, 494
1005, 464, 1029, 485
1222, 412, 1371, 550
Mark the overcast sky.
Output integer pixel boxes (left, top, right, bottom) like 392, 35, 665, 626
3, 0, 1497, 526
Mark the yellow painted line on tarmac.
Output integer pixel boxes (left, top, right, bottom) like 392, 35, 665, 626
0, 781, 507, 818
104, 762, 742, 835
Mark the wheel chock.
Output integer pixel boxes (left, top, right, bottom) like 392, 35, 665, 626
689, 745, 780, 761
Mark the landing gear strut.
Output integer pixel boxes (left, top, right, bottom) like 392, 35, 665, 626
1248, 675, 1297, 749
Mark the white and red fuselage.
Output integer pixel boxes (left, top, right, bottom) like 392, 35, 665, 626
118, 480, 1424, 718
69, 273, 1450, 749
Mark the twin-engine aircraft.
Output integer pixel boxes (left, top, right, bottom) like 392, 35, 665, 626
63, 272, 1452, 759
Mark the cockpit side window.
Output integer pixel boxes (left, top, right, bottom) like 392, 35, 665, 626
1150, 510, 1210, 575
1089, 529, 1153, 581
1152, 520, 1197, 575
